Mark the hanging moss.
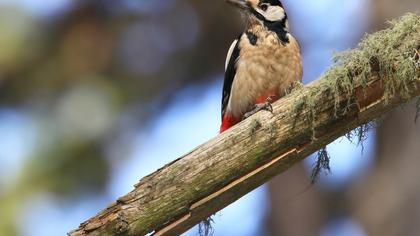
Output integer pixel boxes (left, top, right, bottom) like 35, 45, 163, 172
294, 13, 419, 124
198, 217, 214, 236
311, 147, 331, 184
345, 122, 377, 153
290, 13, 420, 181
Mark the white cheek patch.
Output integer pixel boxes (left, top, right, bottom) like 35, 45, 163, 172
256, 6, 285, 22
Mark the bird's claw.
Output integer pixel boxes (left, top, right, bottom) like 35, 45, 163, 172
242, 97, 274, 120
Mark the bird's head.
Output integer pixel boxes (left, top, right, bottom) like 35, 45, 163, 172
227, 0, 288, 30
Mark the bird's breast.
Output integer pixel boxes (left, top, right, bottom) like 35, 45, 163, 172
227, 33, 302, 117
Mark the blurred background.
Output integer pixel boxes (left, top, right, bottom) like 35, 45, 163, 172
0, 0, 419, 235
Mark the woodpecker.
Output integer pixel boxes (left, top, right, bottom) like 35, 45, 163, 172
220, 0, 302, 133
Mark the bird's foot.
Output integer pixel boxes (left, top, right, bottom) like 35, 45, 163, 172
242, 97, 274, 120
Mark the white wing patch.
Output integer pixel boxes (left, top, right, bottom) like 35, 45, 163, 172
225, 39, 238, 71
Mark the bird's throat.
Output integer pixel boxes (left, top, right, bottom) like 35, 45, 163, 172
247, 12, 289, 44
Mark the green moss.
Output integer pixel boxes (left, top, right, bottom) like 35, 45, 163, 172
292, 86, 322, 139
330, 13, 417, 107
290, 13, 420, 181
249, 118, 262, 135
268, 122, 277, 140
287, 81, 304, 95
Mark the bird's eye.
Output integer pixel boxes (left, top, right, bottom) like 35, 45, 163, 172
260, 4, 268, 11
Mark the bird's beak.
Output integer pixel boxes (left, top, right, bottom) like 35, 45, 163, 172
226, 0, 249, 10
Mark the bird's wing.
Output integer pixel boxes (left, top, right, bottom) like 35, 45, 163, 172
221, 38, 240, 120
225, 39, 238, 71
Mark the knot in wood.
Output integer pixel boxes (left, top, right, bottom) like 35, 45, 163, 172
114, 220, 129, 235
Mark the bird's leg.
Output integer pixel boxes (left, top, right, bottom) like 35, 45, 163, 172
242, 96, 274, 120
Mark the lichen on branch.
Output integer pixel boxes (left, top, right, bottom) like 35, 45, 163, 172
296, 13, 419, 128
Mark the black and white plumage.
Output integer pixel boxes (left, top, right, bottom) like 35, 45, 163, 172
220, 0, 302, 133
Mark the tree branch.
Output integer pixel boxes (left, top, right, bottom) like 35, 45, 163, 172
69, 13, 420, 236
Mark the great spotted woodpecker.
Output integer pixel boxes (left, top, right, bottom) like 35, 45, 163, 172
220, 0, 302, 133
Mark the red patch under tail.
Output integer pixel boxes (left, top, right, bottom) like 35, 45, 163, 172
220, 113, 241, 133
220, 93, 280, 133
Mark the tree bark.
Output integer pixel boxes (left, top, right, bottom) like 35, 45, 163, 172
69, 14, 420, 236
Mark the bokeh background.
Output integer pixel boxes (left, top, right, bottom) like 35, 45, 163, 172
0, 0, 419, 235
